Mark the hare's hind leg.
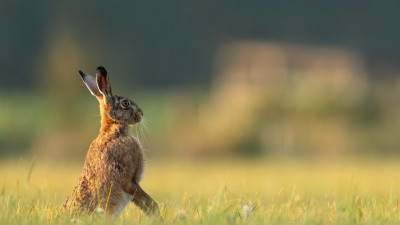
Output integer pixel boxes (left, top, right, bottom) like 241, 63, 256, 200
112, 192, 133, 218
130, 184, 159, 216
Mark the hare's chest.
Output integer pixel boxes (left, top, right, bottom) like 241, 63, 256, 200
105, 136, 143, 170
125, 136, 145, 182
121, 136, 143, 162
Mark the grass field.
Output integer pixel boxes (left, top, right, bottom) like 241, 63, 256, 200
1, 158, 400, 224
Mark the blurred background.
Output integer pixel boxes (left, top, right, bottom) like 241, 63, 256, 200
2, 1, 400, 162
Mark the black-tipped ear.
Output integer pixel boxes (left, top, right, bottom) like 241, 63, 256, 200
96, 66, 112, 96
79, 70, 102, 97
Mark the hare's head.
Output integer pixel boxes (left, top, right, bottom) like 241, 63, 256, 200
79, 66, 143, 125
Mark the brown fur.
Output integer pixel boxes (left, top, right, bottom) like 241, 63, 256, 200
62, 67, 159, 217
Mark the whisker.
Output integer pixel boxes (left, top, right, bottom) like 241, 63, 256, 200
134, 124, 141, 145
140, 122, 149, 133
139, 124, 150, 148
140, 118, 151, 133
143, 117, 151, 125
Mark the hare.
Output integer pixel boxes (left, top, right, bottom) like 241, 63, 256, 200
62, 66, 159, 217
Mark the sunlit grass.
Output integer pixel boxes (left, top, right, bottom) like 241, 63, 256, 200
1, 159, 400, 224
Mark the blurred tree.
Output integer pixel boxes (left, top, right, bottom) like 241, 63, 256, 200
2, 1, 400, 89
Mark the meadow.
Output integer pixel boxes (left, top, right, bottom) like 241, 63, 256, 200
3, 2, 400, 224
2, 158, 400, 225
2, 64, 400, 225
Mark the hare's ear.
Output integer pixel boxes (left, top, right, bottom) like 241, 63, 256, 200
96, 66, 112, 97
79, 70, 102, 97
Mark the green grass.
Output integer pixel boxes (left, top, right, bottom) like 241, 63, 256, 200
1, 159, 400, 225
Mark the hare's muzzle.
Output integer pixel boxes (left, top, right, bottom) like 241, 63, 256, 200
134, 111, 143, 123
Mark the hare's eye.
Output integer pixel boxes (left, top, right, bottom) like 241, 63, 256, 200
121, 100, 130, 107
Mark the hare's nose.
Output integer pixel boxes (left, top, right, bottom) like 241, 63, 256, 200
136, 111, 143, 117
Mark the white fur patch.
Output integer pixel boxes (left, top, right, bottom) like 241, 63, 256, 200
114, 192, 133, 218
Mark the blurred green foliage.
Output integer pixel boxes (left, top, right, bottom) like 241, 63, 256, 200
2, 1, 400, 160
2, 1, 400, 89
2, 75, 400, 159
